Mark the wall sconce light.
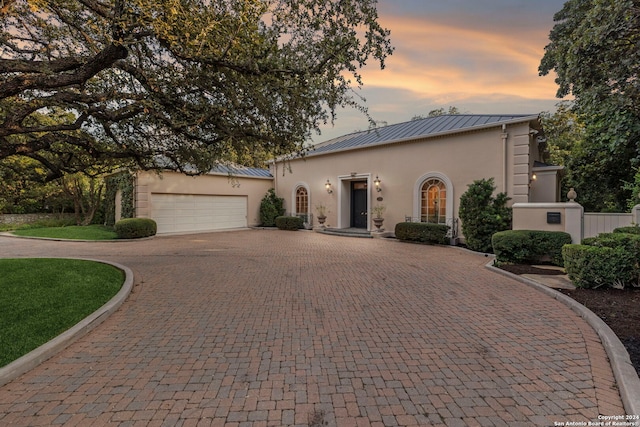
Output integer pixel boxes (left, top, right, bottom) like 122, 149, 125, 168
374, 175, 382, 192
325, 179, 333, 194
532, 173, 537, 181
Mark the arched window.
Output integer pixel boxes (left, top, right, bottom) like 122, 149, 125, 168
421, 178, 446, 224
295, 186, 308, 215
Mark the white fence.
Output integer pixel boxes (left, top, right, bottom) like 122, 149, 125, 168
583, 213, 634, 239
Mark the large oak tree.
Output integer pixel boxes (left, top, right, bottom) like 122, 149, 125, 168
0, 0, 392, 180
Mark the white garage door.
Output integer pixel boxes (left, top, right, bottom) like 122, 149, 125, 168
152, 194, 247, 234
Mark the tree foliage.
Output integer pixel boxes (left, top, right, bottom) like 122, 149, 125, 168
0, 0, 393, 180
539, 0, 640, 211
459, 178, 511, 253
411, 106, 461, 121
0, 156, 70, 213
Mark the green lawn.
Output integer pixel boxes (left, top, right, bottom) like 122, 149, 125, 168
13, 224, 118, 240
0, 258, 124, 367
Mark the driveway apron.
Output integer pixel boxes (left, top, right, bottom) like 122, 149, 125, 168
0, 230, 625, 426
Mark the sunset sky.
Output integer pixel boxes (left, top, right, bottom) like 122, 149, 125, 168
314, 0, 568, 142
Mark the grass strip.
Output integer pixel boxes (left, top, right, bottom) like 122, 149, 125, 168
0, 258, 124, 367
13, 225, 118, 240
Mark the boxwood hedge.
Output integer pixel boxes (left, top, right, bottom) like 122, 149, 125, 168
563, 232, 640, 288
114, 218, 157, 239
275, 216, 303, 230
613, 226, 640, 235
395, 222, 449, 245
491, 230, 572, 266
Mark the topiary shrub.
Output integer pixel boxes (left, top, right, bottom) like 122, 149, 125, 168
563, 232, 640, 288
259, 189, 285, 227
458, 178, 511, 253
492, 230, 572, 266
613, 226, 640, 235
395, 222, 449, 245
115, 218, 157, 239
275, 216, 303, 230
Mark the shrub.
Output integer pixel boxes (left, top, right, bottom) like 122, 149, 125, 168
259, 189, 285, 227
395, 222, 449, 245
562, 244, 636, 289
275, 216, 303, 230
613, 226, 640, 235
115, 218, 157, 239
563, 232, 640, 288
492, 230, 572, 266
583, 232, 640, 250
458, 178, 511, 253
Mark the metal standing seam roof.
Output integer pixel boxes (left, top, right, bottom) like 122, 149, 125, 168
208, 164, 272, 178
308, 114, 539, 157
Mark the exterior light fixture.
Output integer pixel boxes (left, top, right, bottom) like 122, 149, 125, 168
532, 173, 537, 181
325, 179, 333, 194
374, 175, 382, 192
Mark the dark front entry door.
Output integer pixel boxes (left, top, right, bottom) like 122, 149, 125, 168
351, 181, 368, 228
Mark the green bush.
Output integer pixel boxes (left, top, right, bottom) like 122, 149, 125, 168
275, 216, 303, 230
492, 230, 572, 266
259, 189, 285, 227
562, 244, 636, 289
114, 218, 157, 239
563, 232, 640, 288
395, 222, 449, 245
458, 178, 511, 253
613, 226, 640, 235
583, 232, 640, 250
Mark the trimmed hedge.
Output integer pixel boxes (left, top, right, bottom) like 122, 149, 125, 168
395, 222, 449, 245
492, 230, 572, 266
275, 216, 303, 231
114, 218, 157, 239
563, 232, 640, 288
613, 226, 640, 235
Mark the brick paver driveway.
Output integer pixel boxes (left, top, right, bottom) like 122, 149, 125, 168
0, 230, 624, 426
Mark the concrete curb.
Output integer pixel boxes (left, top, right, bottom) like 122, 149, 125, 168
0, 258, 134, 388
486, 261, 640, 416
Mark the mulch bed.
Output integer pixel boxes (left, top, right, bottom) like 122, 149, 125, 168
498, 264, 640, 376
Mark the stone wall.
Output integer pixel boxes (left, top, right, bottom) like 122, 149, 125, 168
0, 213, 75, 225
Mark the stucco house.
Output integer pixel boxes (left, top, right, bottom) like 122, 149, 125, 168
271, 114, 562, 240
129, 165, 273, 234
122, 114, 561, 239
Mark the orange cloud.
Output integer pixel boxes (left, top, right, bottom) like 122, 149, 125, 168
358, 15, 558, 101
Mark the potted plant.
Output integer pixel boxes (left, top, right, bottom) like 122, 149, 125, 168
372, 204, 385, 231
316, 203, 327, 226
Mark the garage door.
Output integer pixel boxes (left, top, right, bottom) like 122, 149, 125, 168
151, 194, 247, 234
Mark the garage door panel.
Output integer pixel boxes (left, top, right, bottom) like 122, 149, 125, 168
151, 194, 247, 234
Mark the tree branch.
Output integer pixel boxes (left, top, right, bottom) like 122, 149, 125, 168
0, 43, 128, 99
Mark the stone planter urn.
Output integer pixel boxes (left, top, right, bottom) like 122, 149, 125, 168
373, 217, 384, 231
317, 215, 327, 226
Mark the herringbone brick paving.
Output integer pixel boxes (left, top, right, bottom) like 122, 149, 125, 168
0, 230, 625, 426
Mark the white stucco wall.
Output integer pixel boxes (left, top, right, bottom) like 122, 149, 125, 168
135, 171, 273, 227
273, 120, 542, 236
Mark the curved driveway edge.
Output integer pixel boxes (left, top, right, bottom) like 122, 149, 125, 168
0, 258, 134, 388
486, 262, 640, 416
